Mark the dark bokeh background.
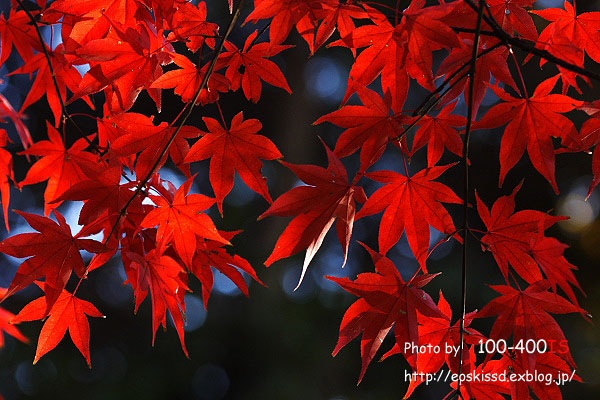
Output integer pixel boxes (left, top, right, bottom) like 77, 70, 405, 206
1, 0, 599, 399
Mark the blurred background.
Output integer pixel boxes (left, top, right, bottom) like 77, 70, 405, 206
0, 0, 599, 399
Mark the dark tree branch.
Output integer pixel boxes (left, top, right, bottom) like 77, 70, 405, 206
103, 0, 246, 249
462, 0, 600, 83
457, 0, 485, 395
14, 0, 95, 148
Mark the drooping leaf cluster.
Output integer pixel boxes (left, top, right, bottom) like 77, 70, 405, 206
0, 1, 597, 399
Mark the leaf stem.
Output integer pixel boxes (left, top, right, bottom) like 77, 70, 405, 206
400, 143, 410, 177
362, 2, 399, 14
216, 100, 228, 129
247, 21, 272, 49
508, 45, 529, 98
426, 229, 461, 260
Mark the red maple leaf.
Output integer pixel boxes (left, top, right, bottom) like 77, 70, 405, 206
409, 102, 466, 167
529, 237, 583, 307
53, 165, 151, 248
328, 245, 446, 382
356, 164, 462, 270
415, 293, 482, 373
245, 0, 318, 49
46, 0, 146, 52
314, 85, 409, 170
141, 177, 228, 269
166, 1, 219, 52
259, 141, 366, 288
0, 8, 42, 64
333, 2, 459, 110
529, 1, 600, 92
562, 107, 600, 196
55, 166, 130, 228
123, 244, 189, 356
151, 52, 230, 105
488, 0, 538, 41
450, 353, 511, 400
476, 184, 582, 305
10, 288, 103, 367
107, 112, 201, 178
533, 2, 600, 65
0, 130, 13, 231
397, 0, 460, 91
437, 38, 517, 117
313, 0, 368, 53
0, 211, 105, 313
330, 6, 406, 112
191, 230, 265, 308
475, 76, 582, 193
0, 289, 28, 348
11, 44, 92, 127
218, 31, 292, 103
475, 184, 562, 284
184, 112, 282, 213
19, 122, 101, 215
72, 19, 173, 112
384, 292, 484, 398
476, 280, 585, 368
0, 93, 33, 151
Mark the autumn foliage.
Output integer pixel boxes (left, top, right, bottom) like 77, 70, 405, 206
0, 0, 598, 398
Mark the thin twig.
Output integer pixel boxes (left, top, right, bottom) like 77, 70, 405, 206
247, 21, 271, 49
457, 0, 485, 394
508, 46, 529, 98
103, 0, 246, 246
462, 0, 600, 83
412, 42, 503, 117
14, 0, 95, 148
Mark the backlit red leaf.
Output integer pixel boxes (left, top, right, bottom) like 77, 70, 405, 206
328, 246, 446, 382
0, 130, 13, 231
476, 184, 582, 305
184, 112, 282, 213
19, 122, 101, 215
356, 164, 462, 270
245, 0, 317, 49
0, 211, 104, 312
151, 52, 230, 105
260, 141, 366, 288
476, 76, 582, 192
72, 19, 173, 112
10, 289, 104, 367
0, 289, 28, 348
218, 31, 292, 102
191, 230, 265, 308
166, 1, 219, 52
476, 280, 585, 367
123, 246, 189, 356
141, 177, 228, 268
314, 86, 409, 170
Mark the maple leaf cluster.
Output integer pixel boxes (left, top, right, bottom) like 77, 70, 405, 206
0, 0, 597, 399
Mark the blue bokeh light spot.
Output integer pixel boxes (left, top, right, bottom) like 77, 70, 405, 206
304, 57, 346, 103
